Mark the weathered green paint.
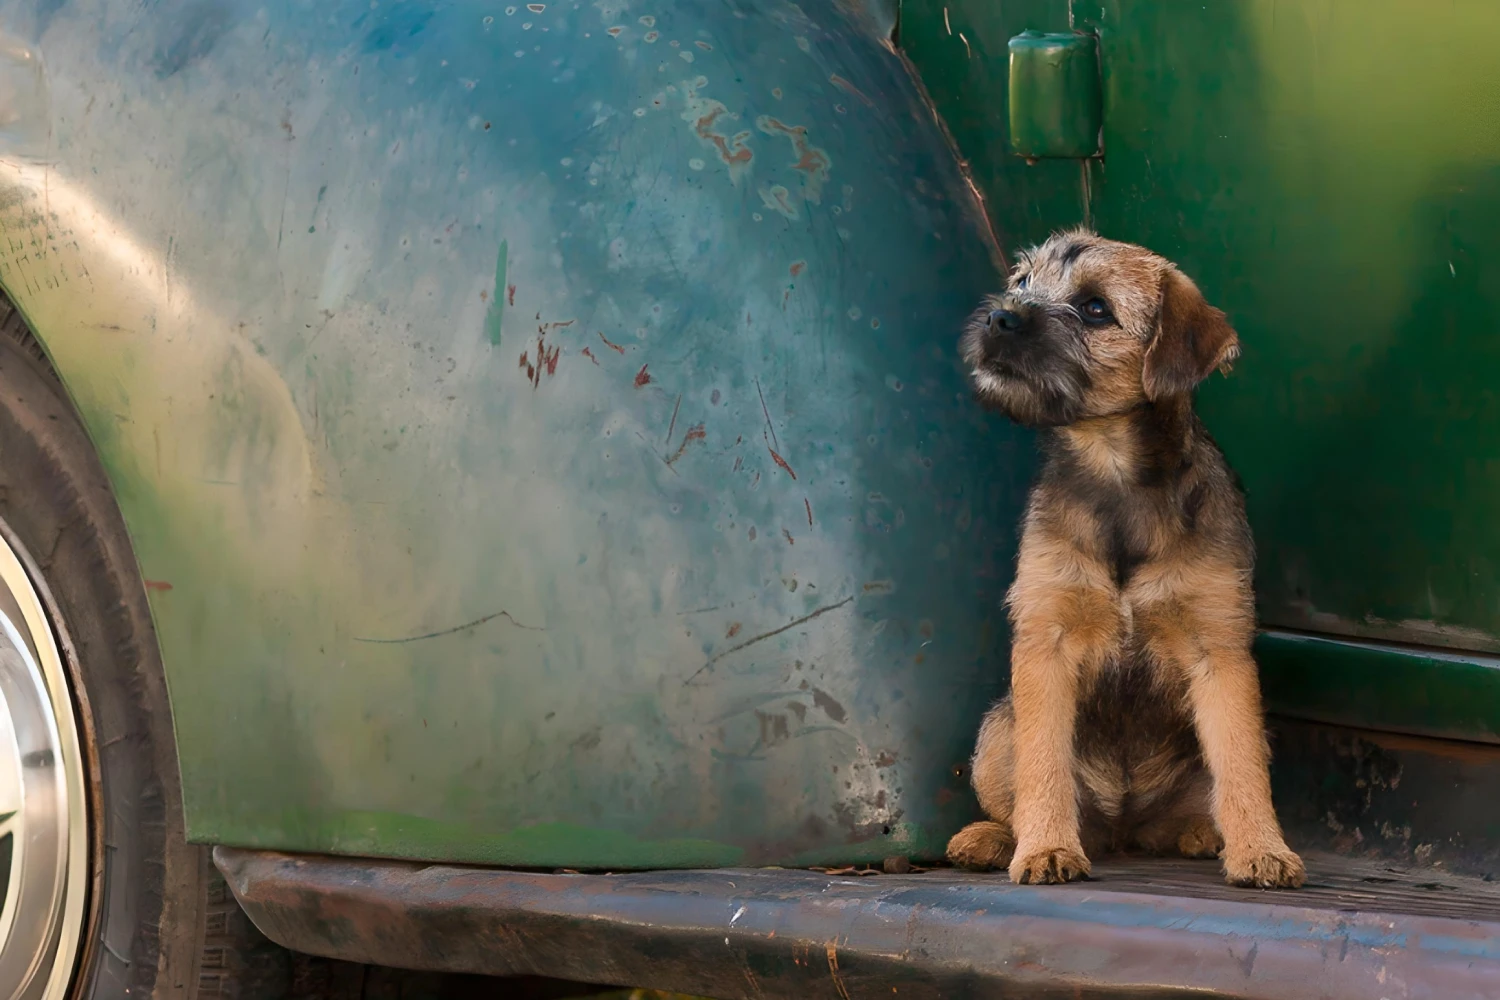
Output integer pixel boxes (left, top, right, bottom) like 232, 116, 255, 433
1257, 631, 1500, 746
1006, 31, 1101, 159
903, 0, 1500, 728
0, 0, 1018, 868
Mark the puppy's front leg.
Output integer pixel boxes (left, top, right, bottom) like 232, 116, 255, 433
1185, 647, 1304, 888
1006, 586, 1118, 884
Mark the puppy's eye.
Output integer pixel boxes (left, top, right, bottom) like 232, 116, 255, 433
1015, 273, 1030, 290
1080, 297, 1114, 325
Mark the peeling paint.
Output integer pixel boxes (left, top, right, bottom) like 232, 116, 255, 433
757, 117, 832, 203
683, 79, 754, 180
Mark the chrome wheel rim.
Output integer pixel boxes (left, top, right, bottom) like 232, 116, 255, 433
0, 525, 88, 1000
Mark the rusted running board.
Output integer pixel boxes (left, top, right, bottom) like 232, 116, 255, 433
215, 847, 1500, 1000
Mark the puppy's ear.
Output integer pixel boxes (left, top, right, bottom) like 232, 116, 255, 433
1142, 268, 1241, 400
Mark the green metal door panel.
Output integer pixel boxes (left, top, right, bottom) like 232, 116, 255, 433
1077, 0, 1500, 653
905, 0, 1500, 651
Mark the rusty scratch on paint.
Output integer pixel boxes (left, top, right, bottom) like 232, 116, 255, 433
581, 346, 600, 365
757, 117, 832, 202
805, 498, 814, 526
829, 74, 874, 108
634, 364, 653, 387
790, 260, 806, 277
782, 528, 795, 545
767, 445, 797, 480
599, 331, 626, 354
354, 608, 545, 644
685, 595, 854, 683
665, 394, 682, 443
665, 423, 707, 466
144, 579, 174, 592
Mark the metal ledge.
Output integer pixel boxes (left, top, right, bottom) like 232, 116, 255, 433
215, 847, 1500, 999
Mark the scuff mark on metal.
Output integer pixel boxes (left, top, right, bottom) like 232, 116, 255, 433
757, 117, 832, 202
758, 183, 798, 219
486, 239, 508, 345
685, 596, 854, 683
354, 609, 545, 644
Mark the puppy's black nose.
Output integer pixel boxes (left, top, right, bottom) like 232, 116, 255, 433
988, 308, 1024, 334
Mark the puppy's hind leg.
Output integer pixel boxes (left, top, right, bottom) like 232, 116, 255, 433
947, 699, 1017, 870
1130, 769, 1223, 860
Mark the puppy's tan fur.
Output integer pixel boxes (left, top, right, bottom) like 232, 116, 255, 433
947, 229, 1303, 889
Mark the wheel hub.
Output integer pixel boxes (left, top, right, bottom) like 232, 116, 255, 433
0, 527, 88, 1000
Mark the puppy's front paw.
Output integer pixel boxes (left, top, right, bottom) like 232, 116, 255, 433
1009, 844, 1091, 884
1223, 845, 1305, 888
942, 827, 1014, 869
946, 821, 1016, 871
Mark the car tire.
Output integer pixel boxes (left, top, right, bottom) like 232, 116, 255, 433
0, 291, 290, 1000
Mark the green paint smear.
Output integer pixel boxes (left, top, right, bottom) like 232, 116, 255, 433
485, 239, 507, 346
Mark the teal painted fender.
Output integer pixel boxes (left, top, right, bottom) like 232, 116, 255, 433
0, 0, 1026, 866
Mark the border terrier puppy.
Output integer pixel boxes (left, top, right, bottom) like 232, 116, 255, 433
946, 229, 1304, 889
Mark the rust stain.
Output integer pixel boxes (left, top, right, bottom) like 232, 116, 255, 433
757, 116, 832, 202
634, 364, 653, 387
829, 73, 875, 108
507, 284, 516, 305
144, 579, 173, 592
599, 331, 626, 354
607, 25, 623, 36
804, 497, 814, 526
767, 446, 797, 480
875, 750, 898, 768
695, 40, 713, 50
789, 260, 806, 277
665, 423, 706, 466
694, 106, 753, 170
726, 622, 742, 639
862, 579, 894, 594
827, 941, 851, 1000
581, 346, 599, 365
782, 528, 795, 545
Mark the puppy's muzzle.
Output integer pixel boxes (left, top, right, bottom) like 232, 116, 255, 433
988, 308, 1025, 335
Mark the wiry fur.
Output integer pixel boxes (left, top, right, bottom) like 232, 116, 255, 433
947, 229, 1304, 889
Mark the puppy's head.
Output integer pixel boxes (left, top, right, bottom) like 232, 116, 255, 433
960, 229, 1240, 427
